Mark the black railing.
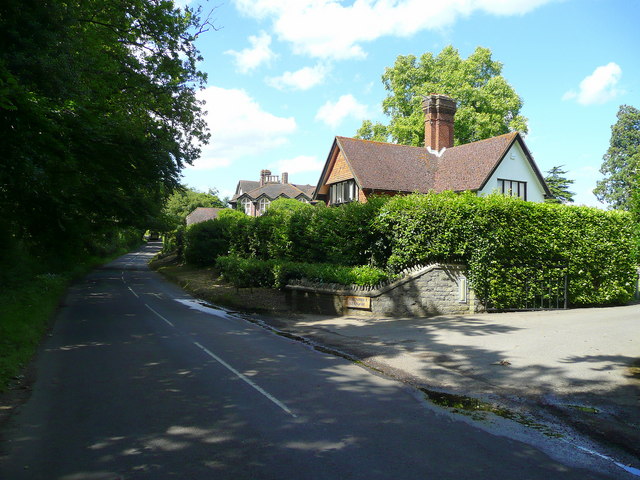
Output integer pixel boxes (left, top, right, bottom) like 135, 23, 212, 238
481, 264, 569, 312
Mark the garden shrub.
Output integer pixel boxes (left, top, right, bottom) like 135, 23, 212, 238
184, 219, 231, 266
215, 255, 392, 289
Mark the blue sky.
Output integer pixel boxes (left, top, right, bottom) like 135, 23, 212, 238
178, 0, 639, 207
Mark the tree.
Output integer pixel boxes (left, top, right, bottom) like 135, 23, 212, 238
594, 105, 640, 210
0, 0, 211, 257
163, 187, 226, 229
355, 120, 390, 142
544, 166, 575, 204
356, 45, 527, 147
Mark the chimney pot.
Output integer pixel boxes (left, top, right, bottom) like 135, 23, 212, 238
422, 94, 457, 152
260, 169, 272, 186
282, 172, 288, 184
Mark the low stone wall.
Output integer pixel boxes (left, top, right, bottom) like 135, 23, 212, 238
285, 264, 483, 317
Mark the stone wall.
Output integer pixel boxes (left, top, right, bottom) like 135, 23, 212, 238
285, 264, 483, 317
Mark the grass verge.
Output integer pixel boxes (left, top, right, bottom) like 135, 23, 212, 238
0, 247, 140, 392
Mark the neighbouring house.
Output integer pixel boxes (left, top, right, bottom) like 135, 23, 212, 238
185, 207, 225, 226
313, 94, 552, 205
229, 170, 315, 216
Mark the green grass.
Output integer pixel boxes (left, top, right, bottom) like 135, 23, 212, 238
0, 273, 70, 391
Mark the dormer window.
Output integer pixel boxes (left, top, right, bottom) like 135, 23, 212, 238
257, 197, 271, 215
241, 197, 252, 215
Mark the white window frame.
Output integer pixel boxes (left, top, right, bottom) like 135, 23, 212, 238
257, 197, 271, 215
241, 197, 252, 215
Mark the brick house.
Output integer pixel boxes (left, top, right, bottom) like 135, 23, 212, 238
229, 170, 315, 216
313, 95, 551, 205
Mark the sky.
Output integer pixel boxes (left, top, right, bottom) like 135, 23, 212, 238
177, 0, 640, 207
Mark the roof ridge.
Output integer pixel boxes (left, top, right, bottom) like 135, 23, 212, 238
336, 135, 425, 150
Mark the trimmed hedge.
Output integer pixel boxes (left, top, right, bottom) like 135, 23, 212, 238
182, 194, 637, 307
215, 256, 393, 289
376, 192, 637, 307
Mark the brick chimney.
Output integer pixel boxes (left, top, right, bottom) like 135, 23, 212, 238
422, 94, 457, 152
281, 172, 288, 184
260, 169, 272, 186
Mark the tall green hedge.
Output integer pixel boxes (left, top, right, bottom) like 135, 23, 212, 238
376, 192, 637, 307
182, 194, 637, 307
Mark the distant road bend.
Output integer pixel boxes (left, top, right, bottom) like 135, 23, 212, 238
0, 243, 620, 479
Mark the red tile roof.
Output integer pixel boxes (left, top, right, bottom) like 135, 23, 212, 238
435, 132, 517, 192
322, 132, 539, 195
335, 137, 436, 193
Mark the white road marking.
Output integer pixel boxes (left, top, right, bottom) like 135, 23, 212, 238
193, 341, 297, 418
127, 286, 139, 298
145, 304, 175, 327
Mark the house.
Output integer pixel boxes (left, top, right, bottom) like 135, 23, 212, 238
229, 170, 315, 216
185, 207, 225, 226
313, 94, 551, 205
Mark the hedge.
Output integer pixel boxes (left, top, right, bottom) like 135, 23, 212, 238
181, 194, 637, 307
375, 192, 637, 307
215, 256, 393, 289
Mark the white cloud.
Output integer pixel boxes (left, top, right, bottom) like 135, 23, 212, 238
190, 86, 296, 170
562, 62, 623, 105
315, 94, 369, 128
233, 0, 554, 60
270, 155, 325, 175
225, 31, 276, 73
267, 63, 330, 90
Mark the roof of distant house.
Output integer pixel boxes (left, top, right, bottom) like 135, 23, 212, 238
185, 207, 225, 226
230, 182, 315, 202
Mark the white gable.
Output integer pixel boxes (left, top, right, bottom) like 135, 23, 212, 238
477, 141, 546, 202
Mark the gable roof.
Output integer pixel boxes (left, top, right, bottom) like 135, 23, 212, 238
231, 182, 315, 202
315, 132, 550, 197
333, 136, 436, 193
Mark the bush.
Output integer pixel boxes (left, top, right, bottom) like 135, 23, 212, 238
184, 220, 231, 266
215, 256, 393, 289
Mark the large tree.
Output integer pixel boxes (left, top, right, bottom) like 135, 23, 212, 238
0, 0, 211, 255
544, 166, 575, 204
594, 105, 640, 210
355, 45, 527, 147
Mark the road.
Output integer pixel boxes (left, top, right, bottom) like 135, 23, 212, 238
0, 244, 621, 479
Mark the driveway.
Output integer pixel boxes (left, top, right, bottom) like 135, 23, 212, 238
253, 304, 640, 467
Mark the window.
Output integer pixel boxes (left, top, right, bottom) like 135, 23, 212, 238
329, 179, 358, 205
498, 179, 527, 200
241, 197, 252, 215
257, 197, 271, 215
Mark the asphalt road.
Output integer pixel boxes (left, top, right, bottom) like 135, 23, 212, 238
0, 244, 619, 479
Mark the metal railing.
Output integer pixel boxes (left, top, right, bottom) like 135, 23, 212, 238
482, 264, 569, 312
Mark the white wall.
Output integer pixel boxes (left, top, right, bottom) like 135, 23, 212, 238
477, 141, 546, 202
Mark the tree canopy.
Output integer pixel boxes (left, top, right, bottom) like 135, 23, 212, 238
355, 46, 528, 147
163, 187, 226, 230
0, 0, 210, 258
544, 166, 575, 204
593, 105, 640, 210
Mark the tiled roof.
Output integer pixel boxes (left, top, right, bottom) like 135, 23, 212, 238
232, 182, 315, 202
435, 132, 517, 192
231, 180, 260, 201
332, 133, 522, 194
185, 207, 225, 225
335, 137, 436, 193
